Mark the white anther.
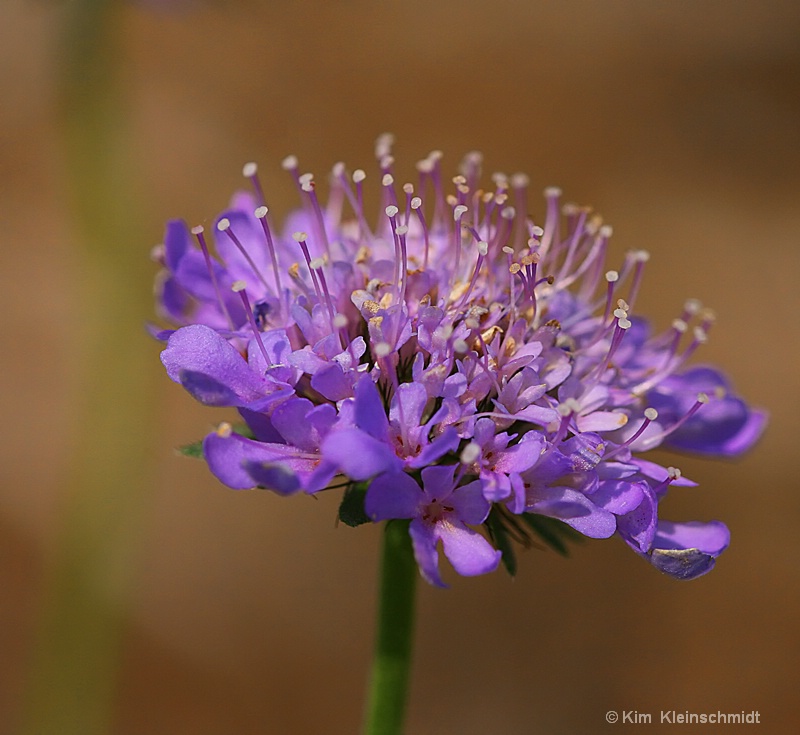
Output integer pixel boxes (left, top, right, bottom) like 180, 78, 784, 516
693, 327, 708, 343
410, 196, 422, 209
667, 466, 682, 480
613, 308, 628, 320
332, 313, 349, 329
460, 442, 482, 465
373, 341, 393, 358
385, 205, 399, 218
697, 392, 709, 404
634, 249, 651, 262
416, 158, 434, 173
476, 241, 489, 256
331, 161, 345, 177
242, 162, 258, 178
672, 319, 688, 333
617, 299, 630, 311
382, 173, 394, 187
599, 225, 613, 237
352, 169, 366, 183
299, 172, 314, 185
216, 422, 233, 439
254, 205, 269, 219
531, 225, 545, 237
453, 338, 469, 354
437, 324, 454, 340
292, 232, 307, 242
190, 225, 204, 236
510, 172, 530, 188
605, 270, 619, 282
453, 205, 468, 220
375, 132, 395, 157
502, 246, 514, 254
557, 398, 581, 417
403, 183, 414, 194
309, 257, 325, 270
501, 206, 516, 220
544, 186, 562, 197
231, 280, 247, 292
395, 225, 409, 236
217, 218, 231, 232
644, 408, 658, 421
428, 149, 443, 161
684, 298, 702, 315
618, 317, 632, 330
491, 172, 508, 187
281, 155, 298, 170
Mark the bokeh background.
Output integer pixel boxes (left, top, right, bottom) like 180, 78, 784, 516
2, 1, 799, 733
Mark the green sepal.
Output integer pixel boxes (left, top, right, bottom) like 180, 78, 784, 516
339, 484, 371, 527
520, 513, 584, 557
485, 506, 517, 576
177, 440, 204, 459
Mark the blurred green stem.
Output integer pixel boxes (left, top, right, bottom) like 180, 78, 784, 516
22, 1, 156, 733
363, 521, 418, 735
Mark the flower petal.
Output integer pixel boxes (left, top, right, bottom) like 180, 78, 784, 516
162, 325, 285, 409
652, 520, 730, 556
321, 428, 402, 480
409, 519, 446, 588
437, 520, 502, 577
365, 472, 423, 521
448, 480, 491, 525
354, 377, 390, 441
203, 431, 301, 494
592, 480, 646, 515
649, 549, 717, 580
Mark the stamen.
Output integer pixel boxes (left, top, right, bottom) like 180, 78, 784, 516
460, 442, 481, 465
451, 204, 468, 287
538, 186, 562, 260
601, 270, 619, 324
191, 225, 236, 330
299, 174, 332, 260
373, 341, 392, 358
232, 280, 271, 365
626, 250, 650, 310
242, 161, 266, 207
411, 196, 431, 268
552, 398, 580, 444
309, 256, 340, 342
604, 407, 659, 459
217, 217, 271, 292
292, 231, 325, 308
254, 206, 283, 301
216, 422, 233, 439
639, 393, 709, 449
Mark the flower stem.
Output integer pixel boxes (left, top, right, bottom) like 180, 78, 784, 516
363, 520, 418, 735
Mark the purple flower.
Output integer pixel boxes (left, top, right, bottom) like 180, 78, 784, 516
153, 136, 765, 584
365, 465, 501, 587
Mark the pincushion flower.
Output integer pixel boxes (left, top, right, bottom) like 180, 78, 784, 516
152, 135, 765, 585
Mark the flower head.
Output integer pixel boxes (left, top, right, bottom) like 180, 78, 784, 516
153, 136, 765, 584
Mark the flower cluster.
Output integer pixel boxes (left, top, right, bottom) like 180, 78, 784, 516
153, 136, 765, 586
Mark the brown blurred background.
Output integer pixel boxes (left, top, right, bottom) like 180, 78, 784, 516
2, 1, 799, 733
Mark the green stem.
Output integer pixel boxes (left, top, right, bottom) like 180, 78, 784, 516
363, 520, 418, 735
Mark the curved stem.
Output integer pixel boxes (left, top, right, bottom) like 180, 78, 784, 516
363, 520, 418, 735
